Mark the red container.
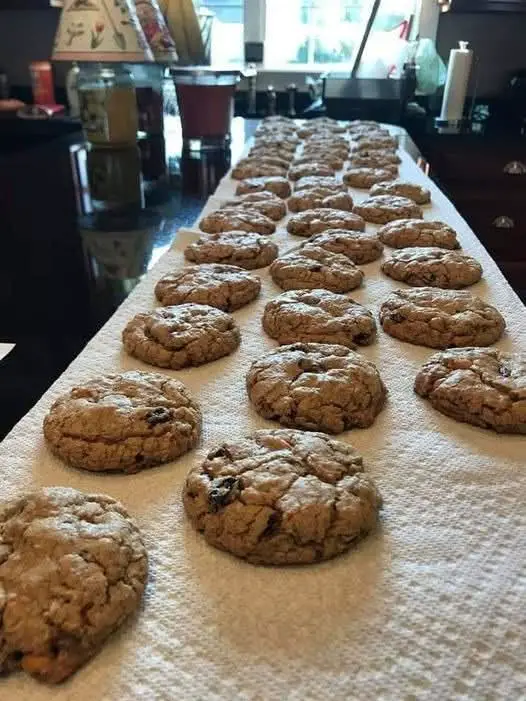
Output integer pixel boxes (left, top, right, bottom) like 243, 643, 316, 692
30, 61, 56, 106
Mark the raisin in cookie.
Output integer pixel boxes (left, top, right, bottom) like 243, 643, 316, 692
43, 371, 201, 472
0, 487, 148, 683
122, 304, 241, 369
288, 162, 335, 181
353, 195, 423, 224
155, 264, 261, 311
220, 192, 287, 221
343, 167, 396, 189
414, 348, 526, 434
288, 187, 354, 213
246, 343, 387, 434
199, 208, 276, 236
185, 231, 278, 269
287, 208, 365, 236
270, 246, 364, 293
378, 219, 460, 249
382, 247, 483, 289
183, 429, 382, 565
370, 180, 431, 205
263, 289, 376, 348
380, 288, 506, 348
294, 176, 347, 193
235, 176, 291, 199
306, 228, 383, 265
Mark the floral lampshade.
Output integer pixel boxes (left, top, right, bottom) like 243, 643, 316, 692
53, 0, 154, 62
135, 0, 178, 63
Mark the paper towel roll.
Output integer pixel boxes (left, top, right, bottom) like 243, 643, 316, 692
439, 41, 473, 122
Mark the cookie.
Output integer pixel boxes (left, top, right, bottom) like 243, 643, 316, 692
414, 348, 526, 434
350, 148, 401, 165
306, 228, 383, 265
370, 180, 431, 205
353, 136, 398, 151
231, 162, 287, 180
263, 289, 376, 347
381, 247, 483, 289
232, 155, 290, 172
155, 264, 261, 311
122, 304, 241, 368
235, 176, 291, 199
185, 231, 278, 269
307, 134, 349, 148
287, 187, 354, 213
380, 288, 506, 348
220, 192, 287, 221
270, 246, 363, 293
199, 208, 276, 235
43, 371, 201, 472
351, 128, 392, 141
348, 120, 382, 133
353, 195, 423, 224
343, 167, 397, 189
378, 219, 460, 249
288, 162, 335, 181
298, 118, 348, 137
253, 136, 298, 151
302, 144, 349, 160
248, 146, 295, 163
294, 176, 346, 193
287, 208, 366, 236
293, 153, 345, 170
246, 343, 387, 433
349, 154, 399, 172
183, 429, 382, 565
0, 487, 148, 683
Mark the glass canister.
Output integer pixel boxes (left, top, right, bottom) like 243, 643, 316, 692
129, 64, 165, 136
78, 64, 139, 147
86, 144, 144, 212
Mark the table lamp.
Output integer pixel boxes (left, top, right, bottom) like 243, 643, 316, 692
53, 0, 154, 147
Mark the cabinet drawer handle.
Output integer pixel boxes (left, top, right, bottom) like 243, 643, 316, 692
492, 216, 515, 229
503, 160, 526, 175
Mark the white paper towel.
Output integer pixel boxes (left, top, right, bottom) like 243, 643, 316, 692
440, 41, 473, 123
0, 138, 524, 701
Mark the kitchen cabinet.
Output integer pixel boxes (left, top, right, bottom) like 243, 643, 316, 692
417, 134, 526, 300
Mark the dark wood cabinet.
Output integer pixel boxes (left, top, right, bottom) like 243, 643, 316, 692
417, 134, 526, 301
450, 0, 526, 11
0, 0, 60, 9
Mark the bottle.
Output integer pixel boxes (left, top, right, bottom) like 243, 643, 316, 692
66, 62, 81, 118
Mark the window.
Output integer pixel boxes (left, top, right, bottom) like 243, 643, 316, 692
198, 1, 430, 71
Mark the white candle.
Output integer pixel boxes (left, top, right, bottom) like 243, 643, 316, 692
440, 40, 473, 122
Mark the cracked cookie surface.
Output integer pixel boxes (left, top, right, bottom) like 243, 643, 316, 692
288, 187, 354, 213
43, 371, 201, 472
246, 343, 387, 434
414, 348, 526, 434
263, 289, 376, 348
343, 167, 396, 189
288, 162, 335, 181
369, 180, 431, 205
122, 304, 241, 368
306, 228, 383, 264
294, 176, 346, 193
287, 208, 365, 236
353, 136, 398, 151
220, 191, 287, 221
183, 429, 382, 565
0, 487, 148, 683
231, 161, 288, 180
381, 247, 483, 288
155, 264, 261, 311
353, 195, 423, 224
380, 288, 506, 348
270, 246, 364, 293
235, 176, 291, 199
185, 231, 278, 269
199, 208, 276, 235
378, 219, 460, 249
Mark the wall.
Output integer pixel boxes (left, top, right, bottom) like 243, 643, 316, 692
0, 10, 62, 87
436, 12, 526, 96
